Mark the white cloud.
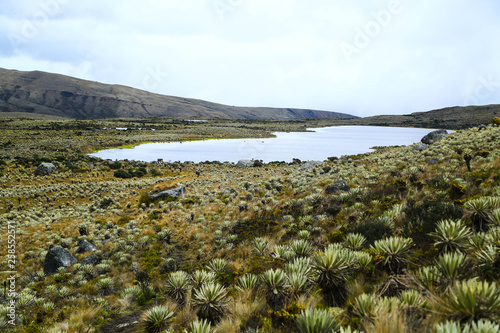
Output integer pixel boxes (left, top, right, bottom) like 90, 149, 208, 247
0, 0, 499, 117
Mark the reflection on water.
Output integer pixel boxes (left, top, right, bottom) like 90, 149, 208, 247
89, 126, 438, 163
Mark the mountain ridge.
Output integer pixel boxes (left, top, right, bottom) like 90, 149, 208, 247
0, 68, 356, 120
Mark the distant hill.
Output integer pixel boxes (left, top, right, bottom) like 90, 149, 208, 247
0, 68, 355, 120
335, 105, 500, 129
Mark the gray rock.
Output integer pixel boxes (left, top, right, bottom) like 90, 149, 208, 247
149, 185, 186, 201
299, 161, 323, 171
413, 143, 428, 151
35, 163, 58, 176
427, 158, 440, 164
325, 180, 350, 194
236, 160, 254, 168
80, 254, 100, 266
44, 246, 77, 275
479, 124, 487, 130
421, 129, 448, 145
77, 239, 97, 253
117, 321, 140, 330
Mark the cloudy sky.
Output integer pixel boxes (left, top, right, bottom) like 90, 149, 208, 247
1, 0, 499, 117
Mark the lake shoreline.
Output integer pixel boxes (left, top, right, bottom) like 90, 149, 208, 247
89, 125, 440, 163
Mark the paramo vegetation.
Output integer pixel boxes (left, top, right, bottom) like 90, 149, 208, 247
0, 118, 499, 333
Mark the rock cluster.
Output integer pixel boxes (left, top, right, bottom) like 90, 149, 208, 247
43, 246, 77, 275
149, 185, 186, 201
421, 129, 448, 145
35, 163, 57, 176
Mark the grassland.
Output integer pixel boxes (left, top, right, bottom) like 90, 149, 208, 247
0, 117, 499, 333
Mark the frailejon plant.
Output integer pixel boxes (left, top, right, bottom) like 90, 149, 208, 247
428, 219, 471, 254
464, 197, 500, 232
192, 282, 230, 323
434, 319, 500, 333
287, 272, 311, 300
399, 289, 424, 308
438, 279, 500, 322
185, 318, 213, 333
142, 305, 175, 333
206, 258, 228, 274
191, 270, 216, 291
295, 307, 340, 333
165, 271, 191, 306
285, 257, 313, 278
435, 252, 469, 286
312, 248, 350, 307
353, 293, 377, 320
236, 273, 259, 293
372, 236, 413, 274
289, 239, 314, 258
345, 233, 366, 250
414, 265, 442, 290
253, 237, 269, 256
261, 268, 288, 310
477, 245, 500, 279
96, 278, 114, 296
488, 208, 500, 226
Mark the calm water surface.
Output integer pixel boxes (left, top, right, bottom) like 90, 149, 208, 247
89, 126, 437, 163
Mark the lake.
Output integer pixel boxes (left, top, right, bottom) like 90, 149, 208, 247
89, 126, 438, 163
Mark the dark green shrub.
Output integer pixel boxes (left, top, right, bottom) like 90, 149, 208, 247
351, 220, 393, 245
326, 205, 342, 217
139, 192, 152, 207
149, 168, 162, 177
403, 199, 463, 250
114, 169, 132, 179
253, 160, 263, 167
109, 161, 122, 170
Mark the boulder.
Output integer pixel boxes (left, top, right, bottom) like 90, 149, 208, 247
44, 246, 77, 275
80, 254, 100, 266
413, 143, 428, 151
35, 163, 57, 176
325, 180, 350, 194
236, 160, 254, 168
149, 185, 186, 201
101, 239, 112, 245
421, 130, 448, 145
77, 239, 97, 253
299, 161, 323, 171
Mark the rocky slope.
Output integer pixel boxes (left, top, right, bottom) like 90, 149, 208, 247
0, 68, 355, 120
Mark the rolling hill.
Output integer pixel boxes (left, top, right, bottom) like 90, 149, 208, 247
0, 68, 355, 120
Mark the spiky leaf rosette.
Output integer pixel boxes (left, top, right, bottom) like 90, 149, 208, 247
193, 282, 230, 323
372, 236, 413, 274
428, 219, 471, 253
296, 308, 339, 333
312, 248, 350, 306
142, 305, 174, 333
261, 268, 288, 310
187, 318, 213, 333
165, 270, 191, 306
439, 279, 500, 322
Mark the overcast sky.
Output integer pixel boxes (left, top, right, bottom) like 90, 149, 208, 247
1, 0, 500, 117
